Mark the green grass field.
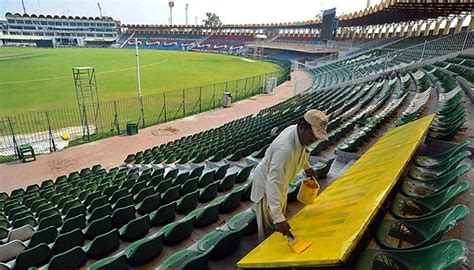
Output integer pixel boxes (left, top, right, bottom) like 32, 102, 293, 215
0, 47, 279, 116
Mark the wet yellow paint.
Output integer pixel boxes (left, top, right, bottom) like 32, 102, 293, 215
238, 114, 435, 268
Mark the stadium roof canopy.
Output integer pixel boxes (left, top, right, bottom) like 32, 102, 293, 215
338, 0, 474, 27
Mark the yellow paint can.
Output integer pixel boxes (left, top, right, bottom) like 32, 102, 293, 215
297, 178, 320, 205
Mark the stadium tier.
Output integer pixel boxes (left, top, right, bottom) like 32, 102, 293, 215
1, 1, 474, 269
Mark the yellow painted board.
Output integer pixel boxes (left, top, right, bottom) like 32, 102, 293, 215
238, 114, 434, 268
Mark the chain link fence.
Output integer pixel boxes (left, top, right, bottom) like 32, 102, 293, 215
0, 66, 290, 163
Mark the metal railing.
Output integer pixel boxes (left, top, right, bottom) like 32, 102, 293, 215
0, 66, 290, 163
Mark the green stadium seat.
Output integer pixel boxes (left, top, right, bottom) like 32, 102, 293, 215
159, 216, 196, 246
376, 205, 468, 250
228, 210, 257, 235
172, 172, 190, 187
12, 216, 37, 229
136, 193, 161, 215
89, 195, 109, 213
52, 228, 84, 253
161, 186, 180, 205
199, 182, 219, 203
236, 165, 253, 183
89, 204, 113, 224
415, 140, 469, 167
181, 177, 199, 195
61, 214, 86, 233
150, 202, 177, 226
218, 173, 237, 192
176, 190, 199, 214
408, 151, 471, 180
123, 232, 163, 265
391, 181, 469, 219
111, 205, 136, 227
48, 246, 86, 269
214, 164, 230, 180
84, 229, 120, 259
213, 186, 244, 213
28, 226, 57, 248
113, 194, 134, 210
401, 164, 469, 197
155, 179, 172, 193
197, 228, 244, 260
356, 240, 466, 270
198, 170, 216, 188
134, 186, 154, 203
65, 204, 87, 220
189, 165, 205, 179
14, 243, 51, 269
119, 215, 151, 241
84, 215, 113, 240
38, 213, 62, 230
188, 203, 221, 228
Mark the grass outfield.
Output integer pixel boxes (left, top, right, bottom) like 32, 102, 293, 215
0, 47, 279, 116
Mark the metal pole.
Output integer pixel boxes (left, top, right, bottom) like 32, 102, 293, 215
461, 31, 469, 51
45, 112, 57, 152
163, 93, 167, 122
185, 3, 189, 25
7, 117, 20, 159
182, 89, 186, 116
199, 87, 202, 112
420, 40, 427, 60
135, 38, 145, 128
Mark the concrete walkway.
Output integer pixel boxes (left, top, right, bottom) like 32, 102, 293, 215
0, 71, 311, 193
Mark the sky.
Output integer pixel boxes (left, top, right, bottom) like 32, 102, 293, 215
0, 0, 382, 25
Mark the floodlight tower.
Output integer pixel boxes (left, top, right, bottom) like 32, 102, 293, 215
169, 0, 174, 25
21, 0, 27, 14
185, 3, 189, 25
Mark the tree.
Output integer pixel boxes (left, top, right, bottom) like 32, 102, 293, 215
202, 12, 222, 26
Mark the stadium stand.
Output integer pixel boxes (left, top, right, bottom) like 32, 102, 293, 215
1, 1, 474, 269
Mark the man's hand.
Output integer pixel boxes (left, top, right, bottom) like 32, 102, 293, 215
274, 221, 291, 236
305, 168, 318, 179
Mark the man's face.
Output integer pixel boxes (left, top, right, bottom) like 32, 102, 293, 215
298, 125, 317, 146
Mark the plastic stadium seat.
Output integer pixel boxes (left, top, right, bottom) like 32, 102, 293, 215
208, 149, 224, 162
314, 158, 334, 178
176, 190, 199, 214
188, 203, 221, 228
214, 164, 230, 180
136, 193, 161, 215
356, 240, 466, 270
218, 173, 237, 192
12, 216, 37, 229
28, 226, 58, 248
88, 196, 109, 213
213, 186, 244, 213
189, 166, 205, 179
165, 168, 179, 181
123, 232, 164, 265
415, 140, 469, 167
113, 194, 134, 210
199, 182, 219, 203
89, 204, 113, 224
0, 240, 25, 262
391, 181, 469, 219
159, 216, 196, 246
61, 214, 86, 233
38, 213, 62, 230
155, 179, 172, 193
103, 185, 120, 199
159, 248, 212, 270
228, 210, 257, 235
134, 186, 154, 203
150, 202, 177, 226
14, 243, 51, 269
198, 228, 244, 260
401, 164, 469, 197
119, 215, 151, 241
161, 186, 180, 205
52, 228, 84, 254
376, 205, 468, 250
236, 165, 253, 183
198, 170, 216, 188
88, 254, 128, 270
112, 205, 136, 227
173, 172, 190, 187
84, 229, 120, 259
84, 216, 113, 240
181, 177, 199, 196
408, 151, 471, 180
5, 224, 34, 242
48, 246, 86, 269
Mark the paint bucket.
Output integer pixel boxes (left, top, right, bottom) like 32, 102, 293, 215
297, 178, 320, 205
